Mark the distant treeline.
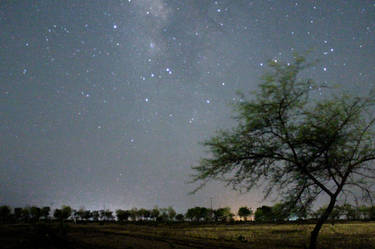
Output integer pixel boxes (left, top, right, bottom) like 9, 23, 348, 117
1, 203, 375, 224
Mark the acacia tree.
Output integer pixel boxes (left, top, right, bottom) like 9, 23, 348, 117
192, 55, 375, 249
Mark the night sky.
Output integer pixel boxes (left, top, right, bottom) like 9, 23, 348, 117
1, 0, 374, 212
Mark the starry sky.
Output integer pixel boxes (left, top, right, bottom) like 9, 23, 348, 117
1, 0, 374, 212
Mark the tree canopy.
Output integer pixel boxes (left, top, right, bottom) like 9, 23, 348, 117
192, 54, 375, 249
238, 206, 252, 221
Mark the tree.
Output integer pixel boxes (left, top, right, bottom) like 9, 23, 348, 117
104, 209, 113, 221
99, 210, 105, 221
191, 55, 375, 249
254, 206, 273, 222
76, 208, 86, 221
92, 210, 100, 222
41, 206, 50, 221
30, 206, 41, 222
129, 208, 138, 221
369, 206, 375, 220
0, 205, 11, 224
167, 206, 176, 221
238, 206, 252, 221
271, 203, 291, 222
83, 210, 92, 221
54, 205, 72, 223
14, 208, 23, 223
151, 206, 160, 221
185, 207, 197, 221
53, 209, 62, 220
157, 208, 170, 222
175, 213, 184, 222
214, 207, 233, 222
339, 204, 357, 220
116, 209, 130, 222
185, 207, 210, 222
61, 206, 72, 220
21, 207, 30, 223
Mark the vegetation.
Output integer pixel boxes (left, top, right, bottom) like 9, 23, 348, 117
3, 202, 375, 226
192, 55, 375, 249
238, 206, 252, 221
2, 202, 375, 248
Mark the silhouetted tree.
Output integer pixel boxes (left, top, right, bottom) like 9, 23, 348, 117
138, 208, 148, 221
54, 205, 72, 223
129, 208, 138, 221
116, 209, 130, 222
369, 206, 375, 220
14, 208, 22, 223
143, 209, 151, 220
92, 210, 100, 222
213, 207, 232, 222
167, 206, 176, 221
157, 208, 170, 222
76, 208, 85, 221
339, 204, 357, 220
151, 206, 160, 221
185, 207, 197, 221
30, 206, 41, 222
358, 205, 372, 220
83, 210, 92, 221
21, 207, 30, 223
271, 203, 292, 222
62, 206, 72, 220
54, 209, 62, 220
0, 205, 11, 224
175, 213, 184, 222
312, 205, 342, 224
104, 209, 113, 221
99, 210, 105, 221
238, 206, 252, 221
192, 55, 375, 249
41, 206, 50, 221
254, 206, 273, 222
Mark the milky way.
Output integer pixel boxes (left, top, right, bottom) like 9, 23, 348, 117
1, 0, 374, 212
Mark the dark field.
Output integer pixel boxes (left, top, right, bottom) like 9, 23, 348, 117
1, 222, 375, 249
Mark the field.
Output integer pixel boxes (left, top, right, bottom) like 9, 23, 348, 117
1, 222, 375, 249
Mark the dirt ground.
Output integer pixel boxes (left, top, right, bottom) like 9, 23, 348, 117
1, 222, 374, 249
0, 223, 254, 249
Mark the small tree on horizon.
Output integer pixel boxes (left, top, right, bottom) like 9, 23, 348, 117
92, 210, 100, 222
191, 55, 375, 249
30, 206, 41, 222
167, 206, 177, 221
0, 205, 11, 224
238, 206, 252, 221
41, 206, 50, 221
151, 206, 160, 221
54, 205, 72, 223
116, 209, 130, 222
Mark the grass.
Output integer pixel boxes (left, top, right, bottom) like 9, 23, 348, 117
1, 221, 375, 249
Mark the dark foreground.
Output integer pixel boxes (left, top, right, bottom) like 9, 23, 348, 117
1, 222, 375, 249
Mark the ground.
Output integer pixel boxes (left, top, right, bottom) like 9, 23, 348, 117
1, 222, 374, 249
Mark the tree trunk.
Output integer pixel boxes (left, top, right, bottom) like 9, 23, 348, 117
309, 196, 337, 249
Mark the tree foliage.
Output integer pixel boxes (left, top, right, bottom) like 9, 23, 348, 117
192, 55, 375, 249
237, 206, 252, 221
0, 205, 11, 224
254, 205, 273, 222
